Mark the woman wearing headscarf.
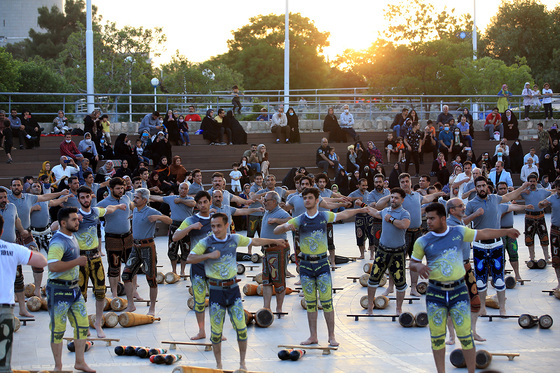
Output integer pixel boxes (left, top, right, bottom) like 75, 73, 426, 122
115, 159, 133, 178
95, 160, 116, 183
497, 84, 511, 113
287, 107, 301, 143
334, 168, 350, 196
78, 132, 99, 171
163, 109, 180, 145
114, 133, 137, 170
150, 131, 172, 165
200, 109, 222, 144
169, 155, 188, 183
154, 156, 174, 194
225, 110, 247, 144
147, 171, 163, 195
431, 152, 450, 186
257, 144, 270, 177
366, 141, 383, 164
38, 161, 56, 184
388, 163, 402, 189
522, 82, 533, 120
502, 109, 519, 140
323, 107, 345, 143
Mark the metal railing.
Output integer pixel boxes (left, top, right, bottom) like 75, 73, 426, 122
1, 91, 555, 123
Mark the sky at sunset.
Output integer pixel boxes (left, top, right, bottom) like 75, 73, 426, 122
92, 0, 558, 65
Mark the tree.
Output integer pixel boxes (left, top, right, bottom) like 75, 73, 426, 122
5, 0, 100, 61
454, 56, 533, 95
215, 13, 331, 90
481, 0, 557, 82
0, 48, 20, 92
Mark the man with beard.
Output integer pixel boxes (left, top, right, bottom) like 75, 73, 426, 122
375, 173, 444, 296
53, 186, 125, 338
208, 172, 251, 207
123, 188, 171, 316
96, 177, 136, 298
348, 179, 372, 260
47, 207, 95, 373
314, 173, 343, 267
173, 191, 213, 340
410, 202, 519, 373
247, 173, 265, 242
61, 176, 82, 209
363, 174, 390, 259
520, 173, 552, 263
497, 181, 530, 282
363, 188, 411, 316
150, 182, 195, 275
9, 178, 69, 297
211, 189, 263, 229
465, 176, 529, 318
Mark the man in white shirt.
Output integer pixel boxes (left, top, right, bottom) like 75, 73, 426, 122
0, 214, 48, 372
520, 157, 539, 182
339, 104, 358, 141
270, 105, 289, 143
51, 156, 79, 186
451, 161, 473, 201
523, 147, 539, 166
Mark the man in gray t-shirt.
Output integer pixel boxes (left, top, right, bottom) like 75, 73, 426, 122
464, 176, 529, 317
247, 173, 265, 239
520, 173, 551, 263
538, 179, 560, 289
364, 187, 410, 316
123, 188, 172, 316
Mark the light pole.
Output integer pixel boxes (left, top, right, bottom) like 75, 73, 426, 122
86, 0, 94, 114
151, 78, 159, 111
284, 0, 289, 110
125, 56, 135, 122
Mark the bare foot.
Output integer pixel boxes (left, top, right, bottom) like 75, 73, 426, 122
499, 307, 507, 316
328, 338, 340, 347
286, 271, 296, 278
33, 290, 42, 298
294, 280, 301, 286
240, 363, 247, 371
87, 329, 91, 337
216, 363, 223, 370
410, 289, 421, 297
516, 276, 523, 282
369, 255, 374, 260
553, 284, 560, 291
147, 308, 155, 316
222, 335, 227, 341
125, 305, 136, 313
276, 308, 283, 314
95, 324, 106, 339
300, 337, 318, 345
396, 308, 402, 316
446, 338, 455, 345
479, 308, 487, 316
75, 362, 96, 372
381, 288, 394, 296
54, 365, 63, 371
358, 255, 365, 260
191, 332, 206, 340
19, 309, 33, 318
133, 293, 144, 301
473, 333, 486, 342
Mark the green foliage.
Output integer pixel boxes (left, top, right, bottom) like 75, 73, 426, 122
0, 48, 21, 92
5, 0, 100, 61
455, 57, 533, 95
215, 13, 331, 90
481, 0, 558, 83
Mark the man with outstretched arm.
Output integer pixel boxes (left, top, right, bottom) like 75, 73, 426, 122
274, 187, 369, 346
362, 187, 410, 316
538, 178, 560, 290
410, 202, 520, 373
187, 212, 285, 371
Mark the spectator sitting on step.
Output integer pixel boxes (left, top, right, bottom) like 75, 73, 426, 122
392, 108, 409, 138
177, 115, 190, 146
316, 137, 338, 174
346, 144, 360, 173
147, 171, 164, 195
115, 159, 133, 179
97, 136, 113, 160
20, 110, 42, 148
95, 159, 116, 183
138, 111, 163, 136
185, 105, 202, 122
155, 156, 175, 194
38, 161, 56, 184
270, 105, 289, 143
256, 108, 271, 121
150, 131, 172, 164
200, 109, 222, 145
78, 132, 99, 170
225, 110, 247, 145
520, 157, 539, 182
59, 132, 84, 162
52, 110, 71, 134
99, 114, 112, 145
257, 144, 270, 177
366, 141, 383, 164
215, 109, 233, 145
328, 147, 343, 171
169, 155, 188, 183
323, 107, 345, 143
0, 110, 14, 164
339, 104, 358, 141
436, 105, 454, 130
287, 107, 301, 143
77, 158, 93, 185
114, 133, 136, 170
243, 144, 261, 173
9, 108, 35, 149
484, 107, 503, 140
51, 156, 79, 186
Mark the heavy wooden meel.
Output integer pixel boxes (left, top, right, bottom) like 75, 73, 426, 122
111, 297, 128, 312
398, 312, 415, 327
88, 314, 105, 328
554, 288, 560, 300
378, 275, 387, 288
485, 295, 499, 309
187, 297, 208, 310
156, 272, 165, 284
244, 309, 254, 325
256, 284, 276, 296
165, 272, 180, 284
416, 282, 428, 295
255, 272, 263, 284
359, 274, 369, 287
243, 284, 258, 296
300, 298, 323, 310
118, 312, 161, 327
103, 297, 112, 311
363, 263, 372, 274
475, 349, 492, 369
24, 283, 36, 298
360, 295, 369, 309
254, 308, 274, 328
450, 348, 466, 368
104, 312, 119, 328
27, 296, 47, 311
237, 263, 246, 275
14, 317, 20, 332
251, 253, 263, 263
374, 296, 389, 309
